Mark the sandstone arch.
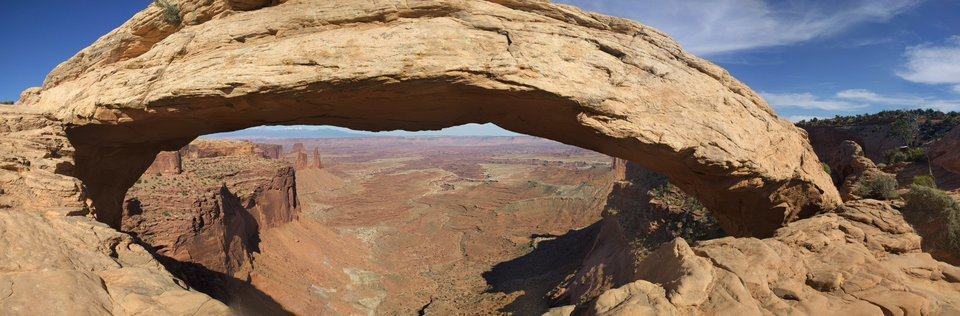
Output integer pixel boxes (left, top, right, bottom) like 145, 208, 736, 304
22, 0, 840, 237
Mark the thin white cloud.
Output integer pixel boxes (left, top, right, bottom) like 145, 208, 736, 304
557, 0, 919, 55
836, 89, 924, 105
837, 89, 960, 111
761, 92, 866, 111
766, 89, 960, 114
897, 36, 960, 93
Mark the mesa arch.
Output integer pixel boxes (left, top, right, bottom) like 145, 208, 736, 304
20, 0, 840, 237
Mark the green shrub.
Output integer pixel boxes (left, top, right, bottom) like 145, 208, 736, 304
855, 172, 899, 200
822, 163, 831, 175
649, 184, 725, 244
902, 185, 960, 252
912, 175, 937, 188
885, 147, 927, 164
154, 0, 182, 25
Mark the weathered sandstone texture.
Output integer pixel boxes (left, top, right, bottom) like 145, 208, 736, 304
552, 199, 960, 315
0, 109, 228, 315
24, 0, 840, 237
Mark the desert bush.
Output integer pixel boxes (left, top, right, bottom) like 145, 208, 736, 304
0, 101, 13, 105
855, 172, 899, 200
885, 147, 927, 164
912, 175, 937, 188
822, 163, 831, 175
649, 184, 725, 244
154, 0, 182, 25
902, 185, 960, 252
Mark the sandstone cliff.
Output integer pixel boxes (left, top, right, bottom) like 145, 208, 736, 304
123, 141, 298, 310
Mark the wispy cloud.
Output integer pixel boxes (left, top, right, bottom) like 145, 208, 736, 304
765, 89, 960, 113
761, 92, 866, 111
897, 36, 960, 93
557, 0, 920, 55
837, 89, 960, 111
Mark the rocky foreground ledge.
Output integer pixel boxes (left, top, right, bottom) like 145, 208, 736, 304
549, 200, 960, 315
0, 109, 230, 314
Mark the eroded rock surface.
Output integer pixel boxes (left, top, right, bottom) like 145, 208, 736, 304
554, 200, 960, 315
0, 109, 228, 315
25, 0, 839, 237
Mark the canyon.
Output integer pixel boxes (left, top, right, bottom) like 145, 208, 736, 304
0, 0, 959, 315
122, 137, 619, 314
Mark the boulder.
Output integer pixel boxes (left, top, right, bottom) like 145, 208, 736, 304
827, 140, 896, 200
559, 200, 960, 315
23, 0, 839, 236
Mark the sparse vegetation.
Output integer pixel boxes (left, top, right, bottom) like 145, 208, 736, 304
0, 101, 14, 105
822, 163, 831, 175
884, 147, 927, 164
912, 175, 937, 188
855, 172, 899, 200
901, 185, 960, 252
649, 183, 725, 244
154, 0, 182, 25
797, 109, 960, 147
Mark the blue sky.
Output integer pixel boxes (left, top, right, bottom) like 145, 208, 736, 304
1, 1, 957, 136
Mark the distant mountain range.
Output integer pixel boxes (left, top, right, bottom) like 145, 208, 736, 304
204, 123, 518, 139
204, 126, 368, 139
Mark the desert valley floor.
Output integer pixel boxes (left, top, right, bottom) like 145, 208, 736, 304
124, 136, 619, 315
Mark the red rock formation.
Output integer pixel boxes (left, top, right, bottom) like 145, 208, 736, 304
122, 140, 298, 310
291, 143, 305, 154
143, 151, 182, 175
312, 147, 323, 169
181, 140, 280, 159
294, 152, 309, 170
257, 143, 282, 160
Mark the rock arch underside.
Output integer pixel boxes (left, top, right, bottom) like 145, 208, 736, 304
3, 0, 959, 315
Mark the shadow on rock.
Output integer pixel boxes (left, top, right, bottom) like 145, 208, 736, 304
482, 221, 601, 315
154, 255, 293, 316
